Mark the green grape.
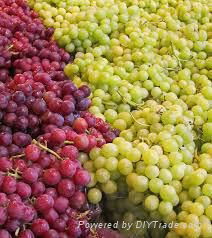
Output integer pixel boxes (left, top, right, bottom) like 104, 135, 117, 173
118, 159, 133, 175
169, 152, 183, 165
113, 137, 125, 145
151, 145, 163, 155
160, 185, 177, 202
206, 175, 212, 184
132, 175, 149, 192
170, 180, 182, 194
199, 154, 212, 172
126, 173, 137, 187
182, 149, 193, 165
163, 210, 177, 223
159, 168, 173, 184
159, 201, 173, 216
189, 202, 205, 216
196, 196, 211, 209
88, 188, 102, 204
171, 164, 185, 180
101, 180, 117, 194
199, 215, 211, 225
83, 161, 94, 172
202, 184, 212, 197
145, 165, 159, 179
96, 168, 110, 183
135, 161, 146, 175
136, 142, 149, 153
205, 205, 212, 220
94, 156, 106, 169
200, 223, 212, 238
104, 109, 118, 123
118, 112, 133, 126
104, 157, 118, 171
89, 147, 101, 160
162, 139, 179, 152
158, 155, 170, 169
149, 178, 164, 194
87, 173, 97, 188
120, 129, 134, 142
181, 200, 193, 212
77, 152, 89, 164
144, 195, 159, 211
101, 143, 119, 157
118, 141, 133, 156
189, 169, 207, 186
126, 148, 141, 162
188, 186, 201, 199
143, 149, 159, 165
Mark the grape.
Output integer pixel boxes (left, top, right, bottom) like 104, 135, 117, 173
144, 195, 159, 211
143, 149, 159, 165
88, 188, 102, 204
101, 180, 117, 194
96, 168, 110, 183
189, 202, 204, 216
159, 201, 173, 216
118, 159, 133, 175
160, 185, 177, 202
132, 175, 148, 193
101, 143, 119, 157
159, 169, 173, 184
149, 178, 164, 194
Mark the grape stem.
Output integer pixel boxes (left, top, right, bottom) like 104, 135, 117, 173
7, 169, 22, 179
32, 139, 63, 160
76, 210, 90, 220
165, 67, 180, 72
15, 227, 20, 237
171, 42, 182, 69
130, 112, 149, 127
64, 140, 74, 145
140, 137, 151, 145
11, 154, 25, 159
117, 90, 144, 109
7, 44, 13, 50
102, 100, 117, 107
90, 228, 99, 238
194, 148, 199, 161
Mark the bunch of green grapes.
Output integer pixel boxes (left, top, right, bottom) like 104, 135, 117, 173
81, 101, 211, 237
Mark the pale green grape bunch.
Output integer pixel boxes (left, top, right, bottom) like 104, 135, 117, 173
81, 104, 211, 237
30, 0, 211, 147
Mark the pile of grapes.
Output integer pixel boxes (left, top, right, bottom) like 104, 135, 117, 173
0, 0, 123, 237
30, 0, 211, 237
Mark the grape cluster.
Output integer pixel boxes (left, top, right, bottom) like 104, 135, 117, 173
0, 131, 103, 238
86, 100, 212, 237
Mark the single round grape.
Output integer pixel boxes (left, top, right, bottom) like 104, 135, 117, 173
144, 195, 159, 211
88, 188, 102, 204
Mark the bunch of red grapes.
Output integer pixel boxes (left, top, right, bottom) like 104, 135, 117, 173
0, 0, 121, 237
